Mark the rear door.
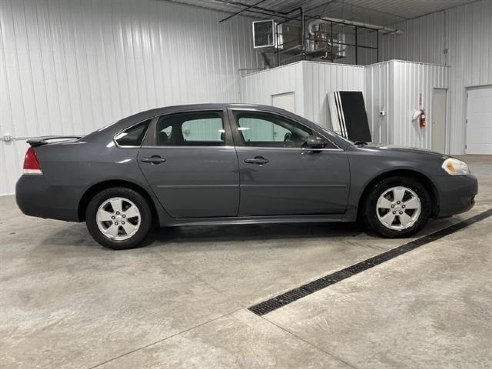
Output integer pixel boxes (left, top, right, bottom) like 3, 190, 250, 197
137, 110, 239, 218
230, 109, 350, 216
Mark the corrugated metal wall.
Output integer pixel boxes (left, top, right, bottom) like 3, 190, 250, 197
240, 61, 366, 130
367, 60, 449, 148
365, 61, 391, 143
241, 60, 448, 149
380, 12, 447, 66
240, 63, 305, 115
0, 0, 259, 195
301, 62, 366, 129
390, 61, 449, 149
379, 0, 492, 154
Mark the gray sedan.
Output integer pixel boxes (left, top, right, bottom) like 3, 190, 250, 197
16, 104, 478, 249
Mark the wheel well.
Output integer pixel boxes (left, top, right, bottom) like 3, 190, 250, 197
357, 170, 440, 219
78, 180, 158, 222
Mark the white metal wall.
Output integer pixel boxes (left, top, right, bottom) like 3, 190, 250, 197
390, 61, 448, 149
241, 60, 448, 149
365, 61, 391, 143
0, 0, 259, 195
240, 61, 366, 130
380, 12, 447, 66
301, 62, 366, 130
366, 61, 450, 149
379, 0, 492, 154
240, 63, 305, 115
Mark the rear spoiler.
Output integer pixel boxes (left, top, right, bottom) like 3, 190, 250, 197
27, 136, 82, 147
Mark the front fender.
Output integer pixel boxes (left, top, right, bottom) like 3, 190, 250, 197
345, 152, 442, 220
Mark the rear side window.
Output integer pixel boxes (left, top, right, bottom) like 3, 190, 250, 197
114, 120, 151, 147
156, 111, 225, 146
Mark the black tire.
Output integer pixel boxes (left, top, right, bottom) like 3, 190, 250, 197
86, 187, 153, 250
362, 176, 431, 238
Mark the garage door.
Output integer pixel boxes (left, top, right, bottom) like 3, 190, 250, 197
466, 86, 492, 154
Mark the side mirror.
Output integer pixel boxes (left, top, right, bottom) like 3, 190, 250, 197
305, 136, 326, 149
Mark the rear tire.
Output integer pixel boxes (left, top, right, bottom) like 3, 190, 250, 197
86, 187, 153, 250
362, 177, 431, 238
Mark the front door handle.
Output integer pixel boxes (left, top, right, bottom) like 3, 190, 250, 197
141, 155, 166, 164
244, 156, 269, 165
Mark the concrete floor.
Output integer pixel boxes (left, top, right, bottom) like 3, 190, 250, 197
0, 155, 490, 369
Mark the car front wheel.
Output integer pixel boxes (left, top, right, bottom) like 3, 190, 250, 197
363, 177, 431, 238
86, 187, 153, 250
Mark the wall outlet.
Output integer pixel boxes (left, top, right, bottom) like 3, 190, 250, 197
2, 134, 13, 142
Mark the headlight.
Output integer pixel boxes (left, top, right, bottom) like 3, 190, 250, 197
441, 158, 470, 175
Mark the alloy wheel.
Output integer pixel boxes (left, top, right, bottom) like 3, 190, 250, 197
376, 186, 422, 231
96, 197, 141, 241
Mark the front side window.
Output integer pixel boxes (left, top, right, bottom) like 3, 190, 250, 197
156, 111, 225, 146
234, 112, 313, 148
114, 119, 151, 147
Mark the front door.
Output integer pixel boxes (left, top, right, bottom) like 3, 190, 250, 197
138, 110, 239, 218
230, 110, 350, 216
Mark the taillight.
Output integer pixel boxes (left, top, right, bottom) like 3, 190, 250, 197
23, 147, 42, 174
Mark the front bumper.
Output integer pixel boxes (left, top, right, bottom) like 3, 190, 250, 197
433, 174, 478, 217
16, 174, 81, 222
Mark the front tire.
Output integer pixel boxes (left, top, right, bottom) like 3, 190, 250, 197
362, 177, 431, 238
86, 187, 153, 250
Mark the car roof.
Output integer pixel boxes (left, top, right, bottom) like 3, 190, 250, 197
124, 103, 290, 121
106, 103, 307, 133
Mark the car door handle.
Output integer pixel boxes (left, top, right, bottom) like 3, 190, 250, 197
244, 156, 269, 165
141, 156, 166, 164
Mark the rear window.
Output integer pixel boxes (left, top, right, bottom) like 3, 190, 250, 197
114, 120, 151, 147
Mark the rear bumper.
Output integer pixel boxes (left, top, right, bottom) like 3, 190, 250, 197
16, 174, 80, 222
434, 174, 478, 217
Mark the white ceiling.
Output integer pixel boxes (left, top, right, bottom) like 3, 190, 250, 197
165, 0, 477, 25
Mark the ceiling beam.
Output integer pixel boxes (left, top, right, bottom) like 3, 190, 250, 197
219, 0, 270, 22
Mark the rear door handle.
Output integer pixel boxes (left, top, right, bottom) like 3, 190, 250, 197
141, 156, 166, 164
244, 156, 269, 165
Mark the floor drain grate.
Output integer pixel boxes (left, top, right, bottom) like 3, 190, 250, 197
249, 208, 492, 316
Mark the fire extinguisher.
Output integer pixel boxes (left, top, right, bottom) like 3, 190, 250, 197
419, 109, 426, 128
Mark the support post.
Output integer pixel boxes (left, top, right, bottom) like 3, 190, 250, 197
300, 7, 305, 60
355, 26, 358, 65
330, 22, 334, 62
376, 30, 379, 62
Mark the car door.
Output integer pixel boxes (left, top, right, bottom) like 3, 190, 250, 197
137, 110, 239, 218
230, 109, 350, 216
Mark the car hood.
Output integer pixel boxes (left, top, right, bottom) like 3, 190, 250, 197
357, 143, 448, 158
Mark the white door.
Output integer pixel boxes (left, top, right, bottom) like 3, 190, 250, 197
432, 89, 447, 153
272, 92, 295, 113
466, 86, 492, 154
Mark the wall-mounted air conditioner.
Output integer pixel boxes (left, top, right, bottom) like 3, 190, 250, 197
252, 20, 275, 48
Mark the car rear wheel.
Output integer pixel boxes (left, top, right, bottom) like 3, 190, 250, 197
363, 177, 431, 238
86, 187, 153, 250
